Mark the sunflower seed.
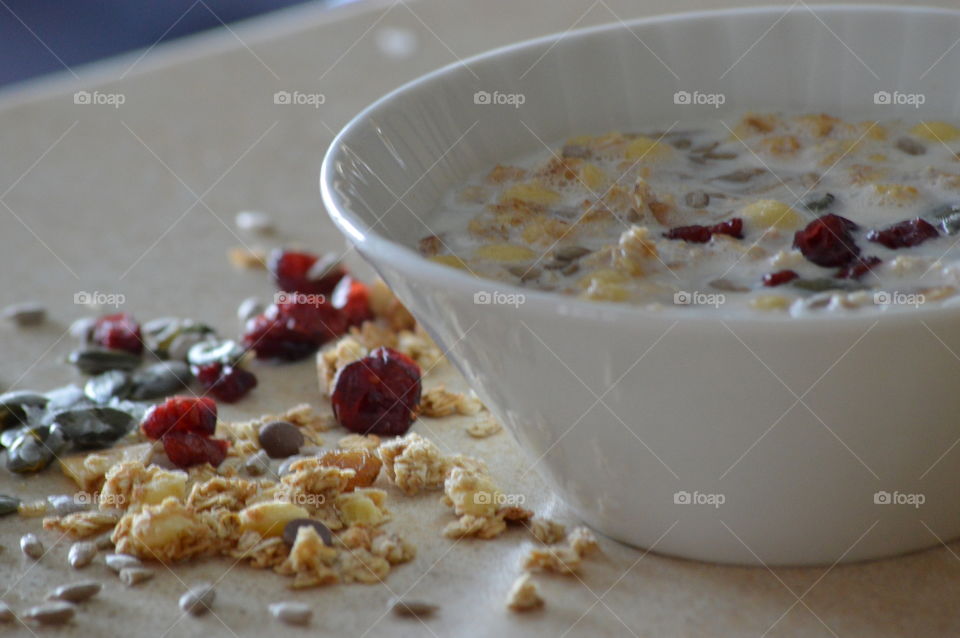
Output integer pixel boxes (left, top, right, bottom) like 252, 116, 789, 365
895, 137, 926, 156
129, 362, 190, 400
68, 348, 141, 375
188, 340, 245, 368
48, 494, 87, 517
105, 553, 141, 572
2, 302, 46, 327
0, 495, 20, 516
235, 210, 274, 234
68, 541, 97, 568
179, 584, 215, 615
0, 601, 13, 623
269, 601, 312, 626
49, 580, 101, 603
23, 601, 75, 625
390, 597, 438, 618
84, 370, 132, 403
119, 567, 154, 586
237, 297, 265, 324
21, 533, 43, 559
95, 534, 114, 550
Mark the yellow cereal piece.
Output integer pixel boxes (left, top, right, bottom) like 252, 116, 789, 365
578, 268, 628, 288
583, 281, 629, 302
239, 501, 309, 538
624, 136, 669, 160
428, 255, 469, 270
740, 200, 803, 230
336, 492, 386, 527
750, 295, 790, 311
873, 183, 919, 203
911, 121, 960, 143
502, 183, 561, 206
580, 163, 606, 191
474, 244, 537, 262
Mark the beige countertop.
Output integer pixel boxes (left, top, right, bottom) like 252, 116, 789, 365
1, 0, 959, 635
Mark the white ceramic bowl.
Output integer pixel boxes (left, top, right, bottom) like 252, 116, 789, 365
322, 5, 960, 565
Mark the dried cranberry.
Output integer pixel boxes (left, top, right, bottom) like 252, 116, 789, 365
331, 347, 422, 436
162, 430, 229, 469
91, 313, 143, 355
664, 217, 744, 243
332, 277, 373, 327
793, 214, 861, 267
195, 362, 257, 403
273, 298, 347, 344
242, 313, 320, 361
763, 270, 799, 287
836, 256, 882, 280
269, 249, 346, 295
866, 218, 939, 249
141, 396, 217, 440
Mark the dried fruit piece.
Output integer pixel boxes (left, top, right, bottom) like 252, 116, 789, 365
91, 313, 143, 355
793, 214, 860, 267
162, 431, 229, 469
663, 218, 743, 243
141, 396, 217, 440
269, 249, 345, 295
836, 256, 882, 280
331, 347, 422, 436
331, 276, 373, 327
242, 313, 319, 361
194, 363, 258, 403
763, 270, 799, 287
318, 448, 382, 490
867, 218, 939, 249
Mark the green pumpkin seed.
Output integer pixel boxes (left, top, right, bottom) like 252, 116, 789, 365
54, 408, 134, 450
6, 425, 66, 473
0, 494, 21, 516
0, 390, 48, 429
84, 371, 132, 403
792, 278, 867, 293
128, 361, 190, 400
45, 385, 89, 413
803, 192, 835, 212
188, 339, 245, 368
68, 349, 141, 375
143, 318, 215, 358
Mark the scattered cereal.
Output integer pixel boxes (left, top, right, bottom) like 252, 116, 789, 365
506, 573, 544, 612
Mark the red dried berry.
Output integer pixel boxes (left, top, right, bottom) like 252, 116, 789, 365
273, 298, 347, 344
663, 217, 744, 243
141, 396, 217, 440
195, 362, 258, 403
331, 347, 422, 436
332, 277, 373, 327
91, 313, 143, 355
762, 270, 799, 287
866, 218, 939, 249
242, 313, 320, 361
836, 256, 882, 280
793, 214, 861, 267
269, 249, 346, 295
162, 430, 229, 469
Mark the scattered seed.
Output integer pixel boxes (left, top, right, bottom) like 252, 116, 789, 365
68, 348, 141, 375
129, 361, 190, 400
179, 584, 216, 616
234, 210, 274, 234
49, 580, 102, 603
167, 331, 215, 362
47, 494, 87, 517
0, 390, 48, 428
23, 601, 75, 625
0, 601, 13, 623
20, 533, 43, 559
560, 144, 590, 159
84, 370, 132, 403
105, 553, 141, 572
68, 541, 97, 569
237, 297, 264, 325
2, 302, 46, 327
18, 499, 48, 516
704, 152, 738, 160
684, 190, 710, 209
282, 519, 333, 547
119, 567, 154, 586
258, 421, 305, 459
0, 495, 21, 516
895, 137, 926, 156
188, 340, 245, 368
94, 534, 114, 550
243, 449, 271, 476
715, 168, 767, 183
803, 192, 836, 212
7, 426, 66, 473
554, 245, 591, 261
54, 407, 135, 450
390, 598, 438, 619
269, 601, 312, 626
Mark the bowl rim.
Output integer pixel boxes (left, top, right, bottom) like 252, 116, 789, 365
320, 4, 960, 326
